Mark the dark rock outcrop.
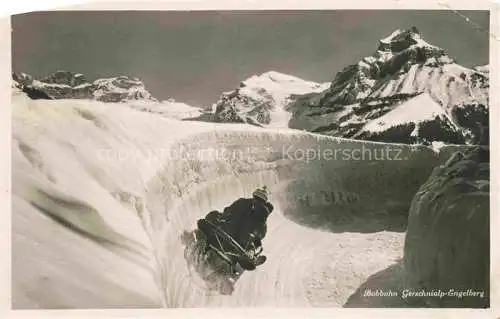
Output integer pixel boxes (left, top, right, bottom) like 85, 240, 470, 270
403, 148, 489, 307
12, 72, 34, 87
40, 70, 88, 87
21, 86, 53, 100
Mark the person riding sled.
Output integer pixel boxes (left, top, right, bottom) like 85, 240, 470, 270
180, 186, 274, 294
203, 186, 273, 264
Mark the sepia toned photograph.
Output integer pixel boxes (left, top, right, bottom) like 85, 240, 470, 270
10, 8, 490, 309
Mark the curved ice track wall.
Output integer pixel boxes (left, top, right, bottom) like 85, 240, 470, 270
11, 96, 463, 308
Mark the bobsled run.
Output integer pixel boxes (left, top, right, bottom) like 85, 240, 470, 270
12, 92, 478, 308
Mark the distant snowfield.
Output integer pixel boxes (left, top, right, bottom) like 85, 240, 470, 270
127, 99, 205, 120
11, 92, 465, 308
360, 93, 451, 134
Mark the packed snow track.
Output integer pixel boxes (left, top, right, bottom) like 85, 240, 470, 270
12, 94, 459, 308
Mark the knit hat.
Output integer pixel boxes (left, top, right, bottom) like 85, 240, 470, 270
252, 186, 269, 202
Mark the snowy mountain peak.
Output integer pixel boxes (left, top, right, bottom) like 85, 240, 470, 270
379, 27, 419, 44
213, 71, 329, 127
244, 70, 311, 85
91, 76, 157, 102
377, 26, 439, 53
375, 27, 445, 63
288, 27, 488, 146
320, 27, 457, 107
240, 71, 328, 92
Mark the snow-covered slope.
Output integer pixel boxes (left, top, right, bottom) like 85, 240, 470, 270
126, 99, 205, 120
14, 90, 482, 308
213, 71, 329, 128
13, 70, 158, 103
288, 27, 489, 145
359, 93, 447, 134
352, 93, 464, 144
474, 64, 489, 75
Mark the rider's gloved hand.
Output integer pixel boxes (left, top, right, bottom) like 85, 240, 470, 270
254, 238, 262, 247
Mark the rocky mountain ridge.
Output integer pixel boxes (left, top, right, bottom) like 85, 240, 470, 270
13, 70, 157, 103
288, 27, 489, 145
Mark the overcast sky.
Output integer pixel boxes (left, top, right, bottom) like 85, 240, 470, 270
12, 10, 489, 106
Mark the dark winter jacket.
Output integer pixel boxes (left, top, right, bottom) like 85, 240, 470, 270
219, 197, 273, 249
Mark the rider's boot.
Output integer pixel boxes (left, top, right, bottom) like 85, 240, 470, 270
233, 263, 244, 276
255, 255, 267, 266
